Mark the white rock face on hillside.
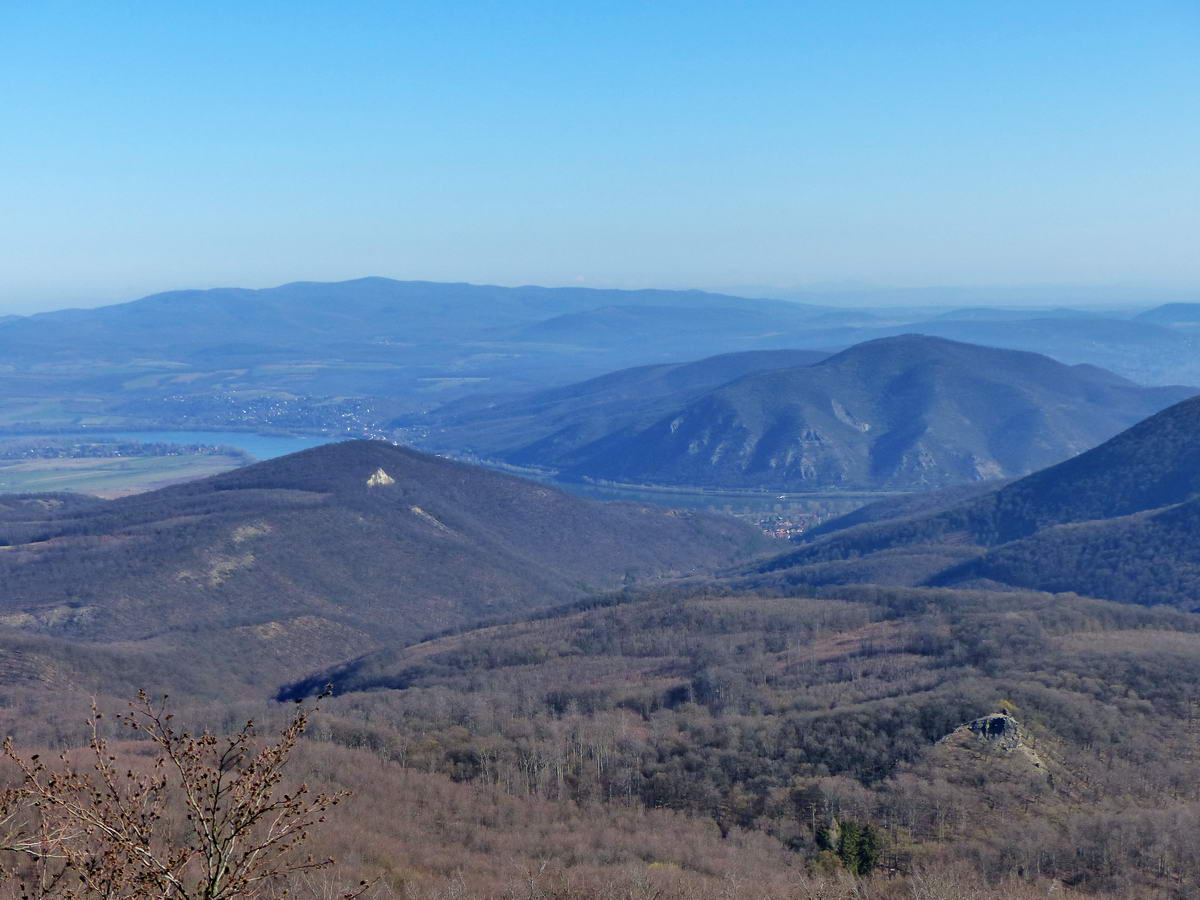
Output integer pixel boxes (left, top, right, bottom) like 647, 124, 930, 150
366, 468, 396, 487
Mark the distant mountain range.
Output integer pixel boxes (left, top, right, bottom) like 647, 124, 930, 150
722, 282, 1200, 309
0, 279, 853, 429
0, 279, 831, 357
0, 278, 1197, 438
747, 393, 1200, 609
0, 441, 763, 695
1135, 302, 1200, 330
424, 335, 1196, 492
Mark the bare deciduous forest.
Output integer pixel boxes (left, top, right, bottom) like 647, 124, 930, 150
2, 411, 1200, 897
4, 578, 1200, 897
4, 0, 1198, 894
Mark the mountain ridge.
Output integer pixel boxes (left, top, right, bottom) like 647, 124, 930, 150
0, 279, 824, 353
477, 335, 1196, 491
0, 440, 765, 692
414, 347, 831, 465
745, 394, 1200, 609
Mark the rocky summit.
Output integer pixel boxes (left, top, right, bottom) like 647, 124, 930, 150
965, 713, 1023, 751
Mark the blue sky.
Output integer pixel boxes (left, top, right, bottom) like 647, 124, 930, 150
1, 1, 1197, 311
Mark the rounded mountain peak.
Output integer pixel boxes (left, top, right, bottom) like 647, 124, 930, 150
819, 333, 1054, 370
201, 440, 445, 495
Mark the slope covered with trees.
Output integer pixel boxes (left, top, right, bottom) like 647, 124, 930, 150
511, 335, 1194, 491
4, 380, 1200, 897
749, 395, 1200, 609
0, 441, 765, 693
273, 579, 1200, 897
413, 348, 829, 464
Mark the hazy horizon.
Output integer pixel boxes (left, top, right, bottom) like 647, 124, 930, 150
1, 276, 1197, 317
3, 2, 1198, 312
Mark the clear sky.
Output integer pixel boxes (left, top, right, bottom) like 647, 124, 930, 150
1, 1, 1197, 312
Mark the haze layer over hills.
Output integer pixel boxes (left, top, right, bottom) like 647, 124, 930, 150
0, 279, 846, 429
1, 278, 1197, 441
423, 335, 1195, 492
0, 279, 827, 358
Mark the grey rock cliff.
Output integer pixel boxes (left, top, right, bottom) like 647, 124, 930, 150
965, 713, 1022, 751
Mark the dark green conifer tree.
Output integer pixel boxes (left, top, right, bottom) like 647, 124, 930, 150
836, 821, 863, 873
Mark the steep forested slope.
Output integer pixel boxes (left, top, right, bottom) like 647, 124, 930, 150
749, 395, 1200, 609
529, 335, 1193, 491
415, 348, 829, 463
0, 441, 764, 690
801, 479, 1010, 539
932, 497, 1200, 605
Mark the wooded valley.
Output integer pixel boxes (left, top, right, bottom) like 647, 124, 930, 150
0, 394, 1198, 896
1, 285, 1199, 899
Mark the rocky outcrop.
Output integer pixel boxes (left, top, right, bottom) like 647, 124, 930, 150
366, 467, 395, 486
937, 712, 1046, 773
965, 713, 1022, 751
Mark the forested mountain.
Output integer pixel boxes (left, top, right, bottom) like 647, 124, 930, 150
277, 578, 1200, 896
930, 306, 1104, 321
5, 426, 1200, 894
750, 395, 1200, 608
5, 283, 1200, 897
501, 335, 1194, 491
413, 348, 829, 463
801, 479, 1011, 539
0, 440, 763, 692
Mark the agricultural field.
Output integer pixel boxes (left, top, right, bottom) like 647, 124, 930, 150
0, 452, 247, 497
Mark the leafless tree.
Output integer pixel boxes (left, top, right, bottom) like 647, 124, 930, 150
0, 691, 369, 900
